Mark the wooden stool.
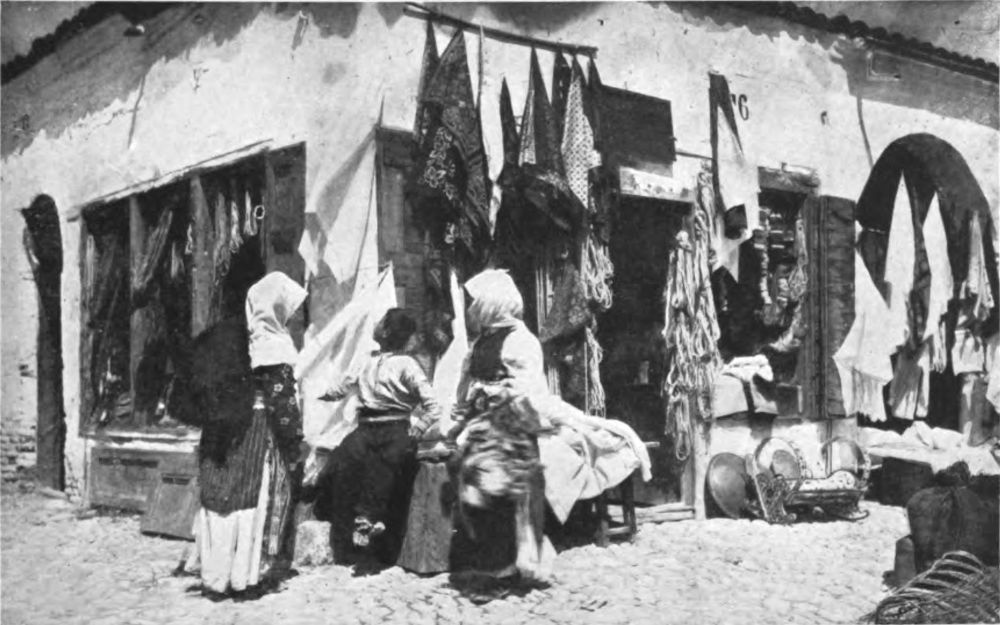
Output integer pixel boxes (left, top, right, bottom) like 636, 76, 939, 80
594, 441, 660, 547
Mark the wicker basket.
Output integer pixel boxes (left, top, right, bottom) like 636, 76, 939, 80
865, 551, 1000, 624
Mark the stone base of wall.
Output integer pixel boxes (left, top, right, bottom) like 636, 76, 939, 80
2, 431, 37, 483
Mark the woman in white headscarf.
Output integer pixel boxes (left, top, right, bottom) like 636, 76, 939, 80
176, 271, 308, 599
450, 270, 651, 593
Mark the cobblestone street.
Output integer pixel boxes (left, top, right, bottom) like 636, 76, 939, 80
1, 490, 907, 625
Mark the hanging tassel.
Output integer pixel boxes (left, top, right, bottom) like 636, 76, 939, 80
170, 241, 184, 280
585, 325, 606, 416
184, 221, 194, 255
243, 191, 258, 237
583, 232, 614, 311
228, 200, 242, 254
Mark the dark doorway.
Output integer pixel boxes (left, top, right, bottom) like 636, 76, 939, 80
21, 195, 65, 491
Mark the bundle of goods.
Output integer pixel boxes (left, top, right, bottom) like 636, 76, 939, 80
864, 551, 1000, 624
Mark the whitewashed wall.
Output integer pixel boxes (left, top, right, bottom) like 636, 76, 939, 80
2, 2, 997, 485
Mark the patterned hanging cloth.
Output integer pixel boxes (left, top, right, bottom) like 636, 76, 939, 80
409, 29, 492, 273
414, 20, 439, 144
518, 48, 583, 233
492, 78, 526, 268
561, 61, 601, 211
551, 52, 572, 146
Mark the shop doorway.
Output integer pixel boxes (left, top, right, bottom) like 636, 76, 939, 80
600, 195, 688, 505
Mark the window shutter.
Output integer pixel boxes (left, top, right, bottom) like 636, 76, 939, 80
807, 195, 856, 419
264, 146, 306, 284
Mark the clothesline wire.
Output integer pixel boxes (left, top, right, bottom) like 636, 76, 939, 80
403, 3, 599, 58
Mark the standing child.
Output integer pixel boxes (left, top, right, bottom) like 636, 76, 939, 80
320, 308, 442, 556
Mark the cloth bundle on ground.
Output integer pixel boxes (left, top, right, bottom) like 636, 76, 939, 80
905, 461, 999, 573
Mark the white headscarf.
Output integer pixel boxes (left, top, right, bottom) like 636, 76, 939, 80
246, 272, 308, 369
463, 269, 524, 336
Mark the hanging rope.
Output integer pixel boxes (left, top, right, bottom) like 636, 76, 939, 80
662, 163, 722, 460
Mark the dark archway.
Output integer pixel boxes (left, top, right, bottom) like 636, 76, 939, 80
21, 194, 65, 491
856, 132, 998, 334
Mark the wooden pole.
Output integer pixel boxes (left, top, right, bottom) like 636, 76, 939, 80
692, 417, 710, 521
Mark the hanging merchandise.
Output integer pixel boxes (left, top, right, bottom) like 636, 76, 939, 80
708, 72, 759, 279
958, 215, 995, 324
952, 215, 995, 375
583, 233, 614, 312
884, 174, 916, 350
833, 253, 895, 422
540, 263, 591, 343
170, 240, 185, 282
243, 190, 259, 237
228, 200, 243, 255
131, 207, 175, 306
921, 194, 953, 372
584, 326, 606, 415
662, 164, 723, 459
889, 343, 931, 420
212, 191, 232, 287
551, 52, 572, 146
768, 217, 809, 353
408, 29, 492, 273
414, 19, 440, 144
517, 48, 583, 233
561, 62, 601, 210
489, 78, 526, 268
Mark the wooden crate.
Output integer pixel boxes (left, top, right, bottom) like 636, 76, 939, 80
141, 472, 199, 540
88, 445, 197, 512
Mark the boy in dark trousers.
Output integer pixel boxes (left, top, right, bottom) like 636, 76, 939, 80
321, 309, 441, 553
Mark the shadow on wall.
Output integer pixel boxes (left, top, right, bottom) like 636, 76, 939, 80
0, 2, 392, 159
659, 2, 998, 130
422, 2, 603, 37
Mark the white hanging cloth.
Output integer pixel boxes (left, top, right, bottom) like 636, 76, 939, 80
833, 252, 895, 421
884, 174, 915, 351
921, 193, 954, 372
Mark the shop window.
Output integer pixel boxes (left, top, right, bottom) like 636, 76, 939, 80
80, 145, 305, 435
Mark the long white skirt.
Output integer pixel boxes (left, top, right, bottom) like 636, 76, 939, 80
190, 450, 273, 593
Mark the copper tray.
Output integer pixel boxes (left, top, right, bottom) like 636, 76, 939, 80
707, 452, 751, 519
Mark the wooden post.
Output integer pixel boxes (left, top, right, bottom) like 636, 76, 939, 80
21, 197, 66, 490
692, 418, 710, 521
128, 196, 146, 426
189, 176, 212, 337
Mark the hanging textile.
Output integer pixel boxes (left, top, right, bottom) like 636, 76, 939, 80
708, 72, 759, 279
409, 30, 491, 272
884, 174, 915, 350
889, 343, 931, 420
539, 263, 591, 344
551, 52, 572, 146
584, 59, 602, 144
561, 63, 601, 210
958, 215, 995, 324
922, 194, 953, 372
492, 78, 527, 268
227, 200, 242, 257
833, 253, 895, 422
131, 207, 175, 306
662, 164, 722, 458
212, 192, 232, 287
414, 20, 440, 144
518, 48, 582, 232
951, 215, 995, 375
